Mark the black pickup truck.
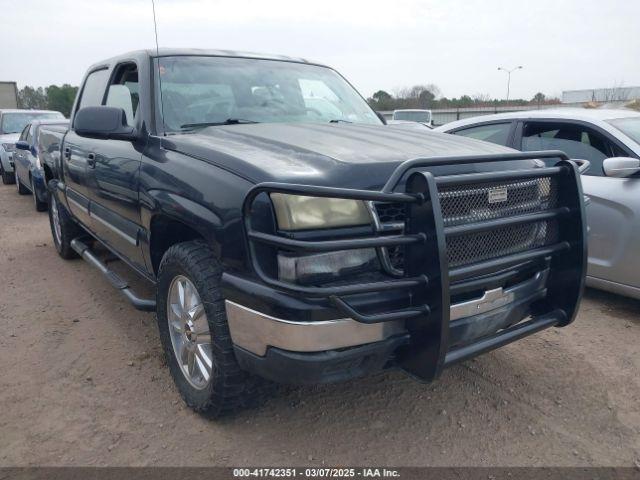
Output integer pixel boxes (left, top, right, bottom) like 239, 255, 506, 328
47, 49, 587, 416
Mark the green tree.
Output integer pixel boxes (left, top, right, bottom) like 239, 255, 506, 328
369, 90, 394, 110
532, 92, 546, 105
417, 89, 435, 108
17, 86, 47, 110
46, 84, 78, 117
397, 84, 440, 109
372, 90, 392, 103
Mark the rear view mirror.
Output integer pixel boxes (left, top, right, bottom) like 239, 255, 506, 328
15, 140, 29, 150
603, 157, 640, 178
74, 106, 137, 141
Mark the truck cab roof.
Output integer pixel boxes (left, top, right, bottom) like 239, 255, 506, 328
86, 48, 318, 72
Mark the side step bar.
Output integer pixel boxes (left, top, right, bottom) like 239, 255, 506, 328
70, 238, 156, 312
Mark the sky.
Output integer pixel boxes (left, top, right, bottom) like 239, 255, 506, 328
1, 0, 639, 101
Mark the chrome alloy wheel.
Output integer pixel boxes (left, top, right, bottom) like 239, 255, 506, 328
50, 196, 62, 245
167, 275, 213, 390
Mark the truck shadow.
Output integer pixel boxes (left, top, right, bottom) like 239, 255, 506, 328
217, 335, 617, 427
198, 290, 637, 465
202, 288, 640, 427
204, 334, 629, 465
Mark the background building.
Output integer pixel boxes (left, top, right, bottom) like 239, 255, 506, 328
562, 86, 640, 104
0, 82, 18, 109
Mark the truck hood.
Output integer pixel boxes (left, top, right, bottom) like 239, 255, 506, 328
163, 123, 532, 189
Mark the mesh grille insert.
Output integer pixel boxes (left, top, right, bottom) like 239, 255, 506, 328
446, 220, 559, 268
374, 175, 560, 272
438, 177, 558, 227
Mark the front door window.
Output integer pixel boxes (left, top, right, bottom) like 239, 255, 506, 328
521, 122, 625, 176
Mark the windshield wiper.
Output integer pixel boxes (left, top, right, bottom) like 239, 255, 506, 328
180, 119, 260, 129
329, 119, 352, 123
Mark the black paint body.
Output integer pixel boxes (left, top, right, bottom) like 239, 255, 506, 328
50, 49, 587, 384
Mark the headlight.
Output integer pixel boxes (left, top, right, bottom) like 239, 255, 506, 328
278, 248, 378, 285
270, 193, 371, 231
2, 143, 16, 152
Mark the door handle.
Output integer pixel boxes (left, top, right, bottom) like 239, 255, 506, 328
87, 153, 96, 168
64, 147, 71, 159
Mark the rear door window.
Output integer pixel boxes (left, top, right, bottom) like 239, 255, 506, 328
452, 122, 512, 146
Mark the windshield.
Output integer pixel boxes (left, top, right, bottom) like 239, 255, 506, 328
156, 56, 381, 132
1, 112, 63, 134
393, 111, 431, 122
607, 117, 640, 145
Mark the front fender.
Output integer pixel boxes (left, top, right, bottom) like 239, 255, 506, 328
142, 190, 247, 273
145, 190, 222, 243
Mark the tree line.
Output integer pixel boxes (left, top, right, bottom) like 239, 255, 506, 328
367, 85, 560, 111
17, 84, 79, 118
16, 82, 562, 118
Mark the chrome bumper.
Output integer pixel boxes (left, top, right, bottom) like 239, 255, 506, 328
227, 269, 549, 357
226, 300, 405, 356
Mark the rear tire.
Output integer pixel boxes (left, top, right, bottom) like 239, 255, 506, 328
32, 178, 47, 212
48, 193, 81, 259
156, 240, 271, 417
16, 175, 29, 194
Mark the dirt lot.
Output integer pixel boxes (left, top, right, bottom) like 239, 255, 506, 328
0, 183, 638, 468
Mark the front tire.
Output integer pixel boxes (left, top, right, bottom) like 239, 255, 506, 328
156, 240, 269, 417
48, 193, 81, 259
1, 167, 15, 185
32, 178, 47, 211
16, 175, 29, 194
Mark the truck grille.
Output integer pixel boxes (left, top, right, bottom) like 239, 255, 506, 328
375, 176, 560, 271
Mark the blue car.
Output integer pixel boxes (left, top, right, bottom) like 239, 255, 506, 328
13, 118, 68, 211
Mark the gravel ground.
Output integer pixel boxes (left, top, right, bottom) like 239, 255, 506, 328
0, 182, 638, 467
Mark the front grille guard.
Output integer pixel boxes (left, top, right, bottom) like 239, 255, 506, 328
242, 150, 587, 380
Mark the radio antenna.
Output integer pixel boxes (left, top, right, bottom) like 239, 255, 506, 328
151, 0, 166, 134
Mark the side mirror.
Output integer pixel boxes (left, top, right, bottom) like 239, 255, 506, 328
74, 106, 137, 141
603, 157, 640, 178
15, 140, 30, 151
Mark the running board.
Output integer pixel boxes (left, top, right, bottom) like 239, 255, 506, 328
70, 238, 156, 312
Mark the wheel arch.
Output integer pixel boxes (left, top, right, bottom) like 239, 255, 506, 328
43, 164, 55, 184
146, 191, 225, 277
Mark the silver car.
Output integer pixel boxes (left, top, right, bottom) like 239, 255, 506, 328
0, 109, 64, 184
435, 108, 640, 299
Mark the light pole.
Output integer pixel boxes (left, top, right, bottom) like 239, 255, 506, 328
497, 66, 523, 101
